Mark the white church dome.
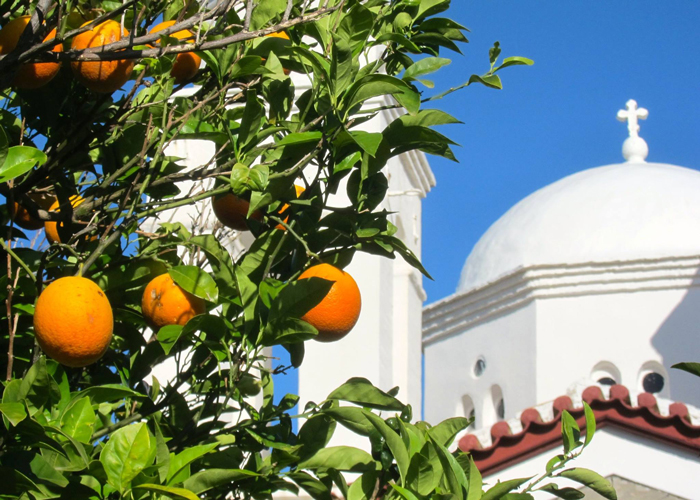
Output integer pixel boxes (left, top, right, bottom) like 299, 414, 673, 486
458, 160, 700, 292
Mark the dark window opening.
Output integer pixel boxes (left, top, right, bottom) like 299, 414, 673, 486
598, 377, 616, 386
496, 399, 505, 420
643, 372, 664, 393
468, 408, 475, 427
474, 358, 486, 377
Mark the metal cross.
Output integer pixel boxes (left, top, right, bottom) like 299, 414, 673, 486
617, 99, 649, 138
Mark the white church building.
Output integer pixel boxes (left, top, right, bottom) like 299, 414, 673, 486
423, 101, 700, 498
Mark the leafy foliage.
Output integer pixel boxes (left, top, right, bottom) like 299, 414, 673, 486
0, 0, 610, 498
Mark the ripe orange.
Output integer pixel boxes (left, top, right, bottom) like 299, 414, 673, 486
142, 273, 206, 329
266, 31, 289, 40
0, 16, 63, 89
10, 192, 54, 231
275, 184, 305, 230
45, 195, 89, 244
298, 263, 361, 342
71, 20, 134, 93
212, 192, 262, 231
149, 20, 201, 83
34, 276, 113, 367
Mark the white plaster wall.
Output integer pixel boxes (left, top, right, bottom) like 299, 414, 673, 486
534, 286, 700, 406
423, 303, 538, 430
487, 427, 700, 500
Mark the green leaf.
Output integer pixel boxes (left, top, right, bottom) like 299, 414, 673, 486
468, 73, 503, 89
465, 456, 483, 500
0, 402, 26, 426
391, 483, 421, 500
583, 402, 595, 447
537, 483, 585, 499
364, 411, 410, 485
495, 56, 534, 72
157, 325, 185, 355
184, 469, 259, 494
559, 468, 617, 500
672, 362, 700, 378
270, 277, 334, 321
169, 265, 218, 302
322, 406, 375, 436
230, 162, 269, 195
133, 484, 200, 500
348, 470, 378, 500
30, 454, 69, 487
154, 418, 170, 484
427, 417, 469, 447
0, 126, 7, 166
416, 0, 450, 20
328, 378, 405, 411
428, 436, 468, 500
560, 410, 581, 454
403, 57, 451, 83
481, 477, 533, 500
100, 423, 156, 492
72, 384, 146, 405
0, 145, 47, 183
60, 397, 96, 443
288, 471, 333, 500
343, 75, 420, 116
167, 442, 220, 484
262, 317, 318, 345
298, 414, 337, 460
238, 90, 264, 148
298, 446, 375, 472
250, 0, 285, 30
350, 132, 384, 157
18, 356, 52, 411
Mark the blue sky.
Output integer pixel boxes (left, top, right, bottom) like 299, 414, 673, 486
421, 1, 700, 302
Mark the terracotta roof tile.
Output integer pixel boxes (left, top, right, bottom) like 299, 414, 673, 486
458, 384, 700, 476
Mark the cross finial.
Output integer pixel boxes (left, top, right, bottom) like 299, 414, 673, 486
616, 99, 649, 163
617, 99, 648, 138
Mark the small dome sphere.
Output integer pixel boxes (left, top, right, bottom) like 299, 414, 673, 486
459, 162, 700, 292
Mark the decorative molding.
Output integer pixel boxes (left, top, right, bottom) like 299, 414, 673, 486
423, 254, 700, 345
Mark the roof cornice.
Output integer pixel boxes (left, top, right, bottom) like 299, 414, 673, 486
423, 254, 700, 346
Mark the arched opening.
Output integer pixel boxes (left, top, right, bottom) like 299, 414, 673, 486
591, 361, 622, 387
483, 384, 505, 425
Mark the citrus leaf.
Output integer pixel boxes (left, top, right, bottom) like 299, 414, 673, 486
169, 265, 218, 302
100, 423, 156, 492
0, 402, 26, 426
0, 146, 47, 183
133, 484, 200, 500
298, 446, 375, 472
328, 378, 404, 411
559, 468, 617, 500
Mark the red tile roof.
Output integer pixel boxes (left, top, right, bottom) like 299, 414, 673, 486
458, 384, 700, 476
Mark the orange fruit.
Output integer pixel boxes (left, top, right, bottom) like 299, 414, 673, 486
45, 195, 90, 244
34, 276, 113, 367
275, 184, 305, 230
266, 31, 289, 40
298, 263, 361, 342
149, 20, 201, 83
10, 192, 54, 231
142, 273, 206, 329
212, 192, 262, 231
71, 20, 134, 93
0, 16, 63, 89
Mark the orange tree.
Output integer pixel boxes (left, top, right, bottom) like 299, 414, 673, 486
0, 0, 618, 498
